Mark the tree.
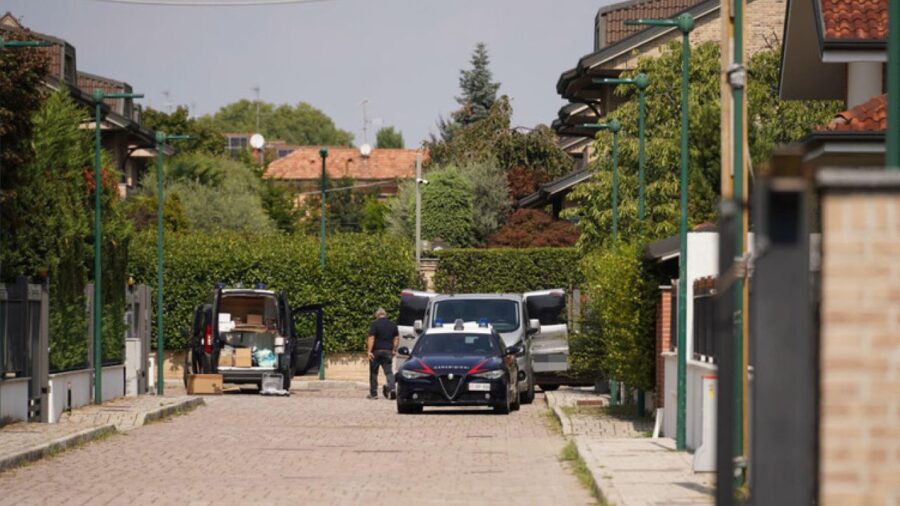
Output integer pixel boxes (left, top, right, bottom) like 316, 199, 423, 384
203, 99, 354, 146
565, 43, 843, 251
375, 126, 404, 149
141, 106, 226, 156
488, 209, 579, 248
420, 167, 475, 247
259, 180, 301, 233
451, 42, 501, 128
456, 161, 511, 244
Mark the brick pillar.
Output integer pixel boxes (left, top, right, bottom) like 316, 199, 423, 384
819, 186, 900, 505
656, 286, 673, 408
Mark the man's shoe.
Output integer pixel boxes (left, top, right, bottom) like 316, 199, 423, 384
389, 390, 397, 400
366, 393, 378, 400
382, 385, 389, 399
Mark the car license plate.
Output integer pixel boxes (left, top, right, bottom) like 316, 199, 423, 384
468, 382, 491, 392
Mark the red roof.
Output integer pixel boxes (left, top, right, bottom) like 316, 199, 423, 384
264, 146, 426, 181
820, 94, 887, 132
601, 0, 696, 46
821, 0, 888, 40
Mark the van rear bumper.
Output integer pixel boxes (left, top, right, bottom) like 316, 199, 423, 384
216, 367, 278, 384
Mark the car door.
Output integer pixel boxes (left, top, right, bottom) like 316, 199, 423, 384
523, 289, 569, 374
291, 304, 324, 375
397, 290, 436, 368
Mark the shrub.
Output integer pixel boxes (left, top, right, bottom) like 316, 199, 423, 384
128, 232, 419, 353
433, 247, 581, 294
488, 209, 579, 248
419, 167, 475, 247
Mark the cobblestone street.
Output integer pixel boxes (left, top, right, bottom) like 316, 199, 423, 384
0, 387, 591, 505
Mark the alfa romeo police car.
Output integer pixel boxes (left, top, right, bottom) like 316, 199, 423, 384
395, 320, 522, 414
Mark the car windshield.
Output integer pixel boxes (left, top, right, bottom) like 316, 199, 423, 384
414, 333, 500, 357
432, 299, 520, 333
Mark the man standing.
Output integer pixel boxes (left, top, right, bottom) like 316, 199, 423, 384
367, 307, 399, 400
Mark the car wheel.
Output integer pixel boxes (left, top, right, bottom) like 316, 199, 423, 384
511, 394, 521, 411
493, 399, 511, 415
520, 369, 536, 405
397, 402, 421, 414
539, 384, 560, 392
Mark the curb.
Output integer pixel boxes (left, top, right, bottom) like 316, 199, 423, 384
0, 424, 117, 473
573, 436, 617, 506
138, 397, 205, 429
545, 392, 574, 436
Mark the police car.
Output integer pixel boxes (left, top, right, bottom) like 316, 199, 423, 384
395, 319, 522, 414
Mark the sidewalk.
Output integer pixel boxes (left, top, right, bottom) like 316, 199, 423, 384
546, 389, 714, 506
0, 394, 203, 472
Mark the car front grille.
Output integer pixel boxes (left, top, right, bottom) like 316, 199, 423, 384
438, 375, 463, 400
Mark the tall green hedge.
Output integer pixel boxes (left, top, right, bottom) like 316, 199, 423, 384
433, 247, 581, 293
128, 232, 419, 352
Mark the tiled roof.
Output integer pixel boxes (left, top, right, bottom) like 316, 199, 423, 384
821, 0, 888, 40
601, 0, 697, 46
820, 94, 887, 132
264, 146, 426, 181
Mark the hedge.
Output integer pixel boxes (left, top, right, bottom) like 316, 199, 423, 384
433, 247, 582, 293
128, 232, 419, 353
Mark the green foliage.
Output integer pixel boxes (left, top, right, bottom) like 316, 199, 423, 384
451, 42, 501, 128
141, 106, 226, 156
566, 43, 843, 251
140, 153, 275, 233
300, 177, 382, 233
127, 232, 419, 352
433, 248, 581, 294
572, 241, 656, 390
488, 209, 579, 248
203, 99, 354, 146
0, 30, 48, 176
260, 180, 302, 233
386, 179, 415, 239
124, 192, 190, 232
419, 167, 475, 247
375, 126, 404, 149
455, 161, 511, 243
360, 196, 388, 233
427, 96, 512, 168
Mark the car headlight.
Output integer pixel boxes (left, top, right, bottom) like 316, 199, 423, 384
400, 369, 430, 380
471, 369, 504, 380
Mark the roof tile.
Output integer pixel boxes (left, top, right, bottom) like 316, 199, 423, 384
821, 0, 887, 40
264, 146, 427, 181
818, 94, 887, 132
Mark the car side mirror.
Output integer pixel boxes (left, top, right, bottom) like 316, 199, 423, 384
526, 319, 541, 336
413, 320, 424, 334
397, 346, 411, 357
506, 345, 522, 356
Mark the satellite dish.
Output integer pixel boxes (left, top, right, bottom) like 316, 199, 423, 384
249, 133, 265, 149
359, 143, 372, 157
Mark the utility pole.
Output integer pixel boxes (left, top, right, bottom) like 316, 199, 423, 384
252, 85, 261, 133
415, 153, 423, 269
319, 147, 328, 269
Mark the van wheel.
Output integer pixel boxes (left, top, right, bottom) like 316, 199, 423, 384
520, 369, 536, 405
539, 384, 560, 391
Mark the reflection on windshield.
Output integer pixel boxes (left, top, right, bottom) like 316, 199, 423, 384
433, 300, 519, 333
414, 333, 499, 356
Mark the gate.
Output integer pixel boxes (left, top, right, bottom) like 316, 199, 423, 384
0, 278, 49, 422
125, 284, 151, 396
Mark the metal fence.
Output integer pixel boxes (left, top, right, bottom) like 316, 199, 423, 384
0, 278, 49, 422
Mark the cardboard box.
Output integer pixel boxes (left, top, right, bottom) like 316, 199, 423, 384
246, 314, 262, 326
187, 374, 223, 395
234, 348, 252, 368
218, 349, 234, 367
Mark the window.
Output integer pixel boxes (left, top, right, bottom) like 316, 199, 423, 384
413, 333, 499, 356
433, 299, 519, 333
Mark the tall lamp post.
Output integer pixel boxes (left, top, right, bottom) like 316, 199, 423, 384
92, 89, 143, 404
594, 74, 650, 221
626, 13, 694, 450
319, 147, 328, 269
0, 37, 51, 279
581, 119, 622, 240
153, 132, 189, 397
888, 0, 899, 170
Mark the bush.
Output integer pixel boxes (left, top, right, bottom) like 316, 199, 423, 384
488, 209, 579, 248
571, 241, 656, 390
433, 247, 581, 294
128, 232, 419, 353
419, 167, 475, 247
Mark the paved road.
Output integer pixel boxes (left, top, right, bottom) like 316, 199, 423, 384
0, 386, 591, 505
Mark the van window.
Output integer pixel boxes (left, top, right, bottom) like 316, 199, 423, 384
432, 299, 520, 333
218, 294, 279, 332
526, 293, 567, 325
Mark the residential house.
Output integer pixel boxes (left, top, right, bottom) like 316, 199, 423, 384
263, 146, 425, 199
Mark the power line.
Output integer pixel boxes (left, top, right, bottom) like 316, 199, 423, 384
89, 0, 334, 6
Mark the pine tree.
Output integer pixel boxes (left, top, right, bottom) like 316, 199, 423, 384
451, 42, 501, 128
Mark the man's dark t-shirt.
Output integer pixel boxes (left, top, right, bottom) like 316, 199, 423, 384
369, 318, 399, 351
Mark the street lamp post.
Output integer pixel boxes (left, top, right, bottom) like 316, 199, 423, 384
319, 147, 328, 269
0, 38, 52, 280
91, 89, 143, 404
595, 74, 650, 221
581, 119, 621, 240
154, 132, 189, 397
888, 0, 900, 170
626, 13, 694, 451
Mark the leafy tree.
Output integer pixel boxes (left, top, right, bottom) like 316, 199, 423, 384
488, 209, 579, 248
124, 192, 190, 232
456, 161, 511, 243
260, 180, 302, 233
375, 126, 404, 149
361, 196, 388, 232
451, 42, 501, 128
203, 99, 354, 146
565, 43, 843, 251
300, 177, 380, 233
141, 106, 226, 155
420, 167, 475, 247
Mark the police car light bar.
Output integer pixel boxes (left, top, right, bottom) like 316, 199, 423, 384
453, 319, 465, 330
434, 319, 444, 327
478, 318, 489, 327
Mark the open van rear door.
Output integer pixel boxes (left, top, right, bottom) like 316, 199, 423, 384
292, 304, 324, 375
397, 290, 436, 366
524, 289, 569, 374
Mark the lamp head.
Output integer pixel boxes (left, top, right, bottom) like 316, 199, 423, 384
634, 73, 650, 90
608, 119, 621, 133
92, 89, 105, 102
155, 131, 166, 143
319, 147, 328, 158
677, 13, 695, 33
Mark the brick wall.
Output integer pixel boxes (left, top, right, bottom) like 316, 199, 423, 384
656, 286, 673, 408
610, 0, 786, 70
819, 190, 900, 505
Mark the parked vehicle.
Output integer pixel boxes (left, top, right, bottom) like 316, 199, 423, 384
395, 320, 521, 414
184, 286, 322, 391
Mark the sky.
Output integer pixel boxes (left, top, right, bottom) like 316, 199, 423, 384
5, 0, 614, 147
